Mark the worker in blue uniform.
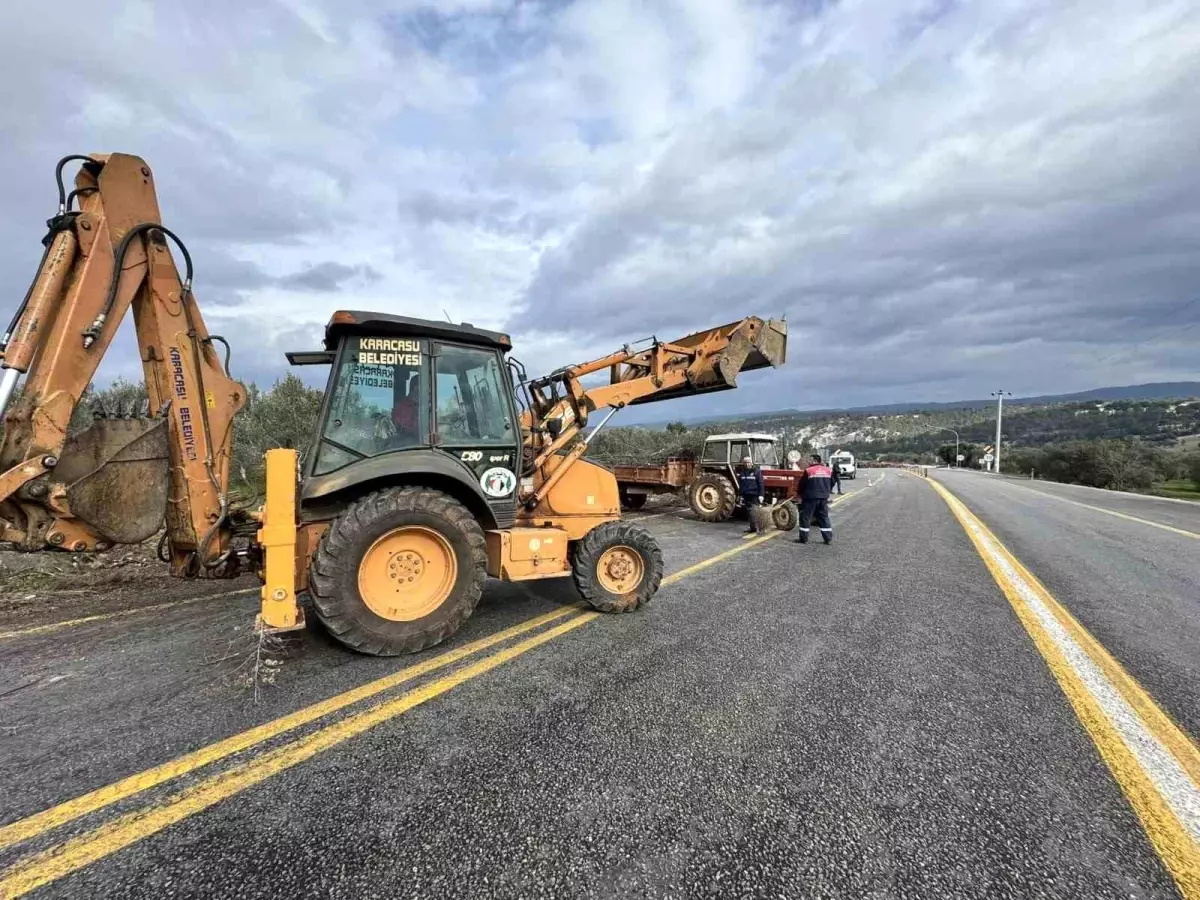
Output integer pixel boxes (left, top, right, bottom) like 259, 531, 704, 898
736, 455, 765, 535
796, 453, 834, 545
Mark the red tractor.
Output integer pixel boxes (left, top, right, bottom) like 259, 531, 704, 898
685, 433, 801, 531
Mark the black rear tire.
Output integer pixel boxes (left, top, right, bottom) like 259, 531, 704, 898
309, 487, 486, 656
571, 521, 663, 613
688, 472, 736, 522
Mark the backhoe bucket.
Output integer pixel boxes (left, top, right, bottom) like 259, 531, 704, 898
56, 418, 170, 544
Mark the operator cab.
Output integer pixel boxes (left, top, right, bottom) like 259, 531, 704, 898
701, 433, 780, 468
287, 311, 522, 519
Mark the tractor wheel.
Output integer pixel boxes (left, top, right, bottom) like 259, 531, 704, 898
688, 473, 736, 522
772, 501, 799, 532
309, 486, 486, 656
619, 489, 648, 511
571, 521, 663, 614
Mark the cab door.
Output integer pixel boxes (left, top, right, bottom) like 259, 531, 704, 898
432, 343, 521, 520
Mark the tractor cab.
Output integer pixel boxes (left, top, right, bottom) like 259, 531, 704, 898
701, 433, 781, 471
287, 311, 523, 528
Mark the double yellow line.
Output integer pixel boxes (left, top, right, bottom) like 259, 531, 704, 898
928, 479, 1200, 898
0, 517, 790, 897
0, 610, 597, 897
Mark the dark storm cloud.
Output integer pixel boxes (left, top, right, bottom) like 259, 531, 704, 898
276, 262, 384, 293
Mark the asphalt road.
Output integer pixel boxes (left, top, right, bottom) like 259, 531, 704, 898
0, 472, 1196, 899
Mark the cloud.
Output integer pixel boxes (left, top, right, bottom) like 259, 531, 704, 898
276, 262, 384, 292
1, 0, 1197, 423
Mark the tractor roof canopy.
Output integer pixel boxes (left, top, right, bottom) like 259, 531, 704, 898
323, 311, 512, 352
706, 432, 776, 443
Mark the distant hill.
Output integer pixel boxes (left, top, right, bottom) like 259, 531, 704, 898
591, 382, 1200, 466
642, 382, 1200, 427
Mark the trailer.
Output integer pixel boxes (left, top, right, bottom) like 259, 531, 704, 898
612, 457, 698, 510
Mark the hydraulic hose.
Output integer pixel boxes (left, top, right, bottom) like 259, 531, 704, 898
66, 186, 98, 211
4, 157, 100, 354
84, 221, 195, 349
54, 155, 100, 214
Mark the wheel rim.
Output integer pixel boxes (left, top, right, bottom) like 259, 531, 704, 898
696, 484, 719, 511
357, 526, 457, 622
596, 545, 645, 595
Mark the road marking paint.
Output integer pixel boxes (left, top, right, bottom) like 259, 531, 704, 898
0, 612, 599, 899
1017, 488, 1199, 540
0, 508, 822, 868
0, 589, 257, 641
0, 604, 582, 853
929, 479, 1200, 898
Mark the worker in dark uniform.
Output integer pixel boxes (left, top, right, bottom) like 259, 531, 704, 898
795, 453, 834, 545
390, 369, 422, 446
831, 462, 842, 495
736, 455, 765, 535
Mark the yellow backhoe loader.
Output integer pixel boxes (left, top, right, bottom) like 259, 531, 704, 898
0, 153, 787, 656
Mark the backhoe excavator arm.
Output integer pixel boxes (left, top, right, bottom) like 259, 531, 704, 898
0, 154, 246, 572
518, 316, 787, 508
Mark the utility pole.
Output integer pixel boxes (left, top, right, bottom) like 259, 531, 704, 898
991, 391, 1011, 473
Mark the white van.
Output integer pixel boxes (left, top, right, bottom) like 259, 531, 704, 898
830, 450, 857, 480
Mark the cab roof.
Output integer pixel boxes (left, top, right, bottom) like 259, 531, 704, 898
323, 311, 512, 352
705, 433, 776, 442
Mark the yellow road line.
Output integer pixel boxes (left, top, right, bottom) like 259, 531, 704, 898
0, 589, 257, 641
928, 479, 1200, 898
1017, 487, 1199, 540
0, 612, 599, 900
0, 604, 581, 853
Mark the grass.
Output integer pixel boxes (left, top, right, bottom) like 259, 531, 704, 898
1152, 479, 1200, 501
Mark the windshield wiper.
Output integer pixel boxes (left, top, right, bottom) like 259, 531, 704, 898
321, 437, 368, 460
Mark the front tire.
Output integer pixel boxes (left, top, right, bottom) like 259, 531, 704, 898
571, 521, 663, 613
309, 487, 486, 656
688, 472, 736, 522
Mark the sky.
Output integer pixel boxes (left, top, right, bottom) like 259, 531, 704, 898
2, 0, 1198, 424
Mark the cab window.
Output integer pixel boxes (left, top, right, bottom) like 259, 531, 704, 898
434, 344, 513, 445
702, 441, 728, 464
313, 336, 428, 475
729, 441, 749, 463
751, 442, 778, 466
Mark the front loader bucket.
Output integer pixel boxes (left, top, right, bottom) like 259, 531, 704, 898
57, 418, 170, 544
714, 317, 787, 386
626, 316, 788, 406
